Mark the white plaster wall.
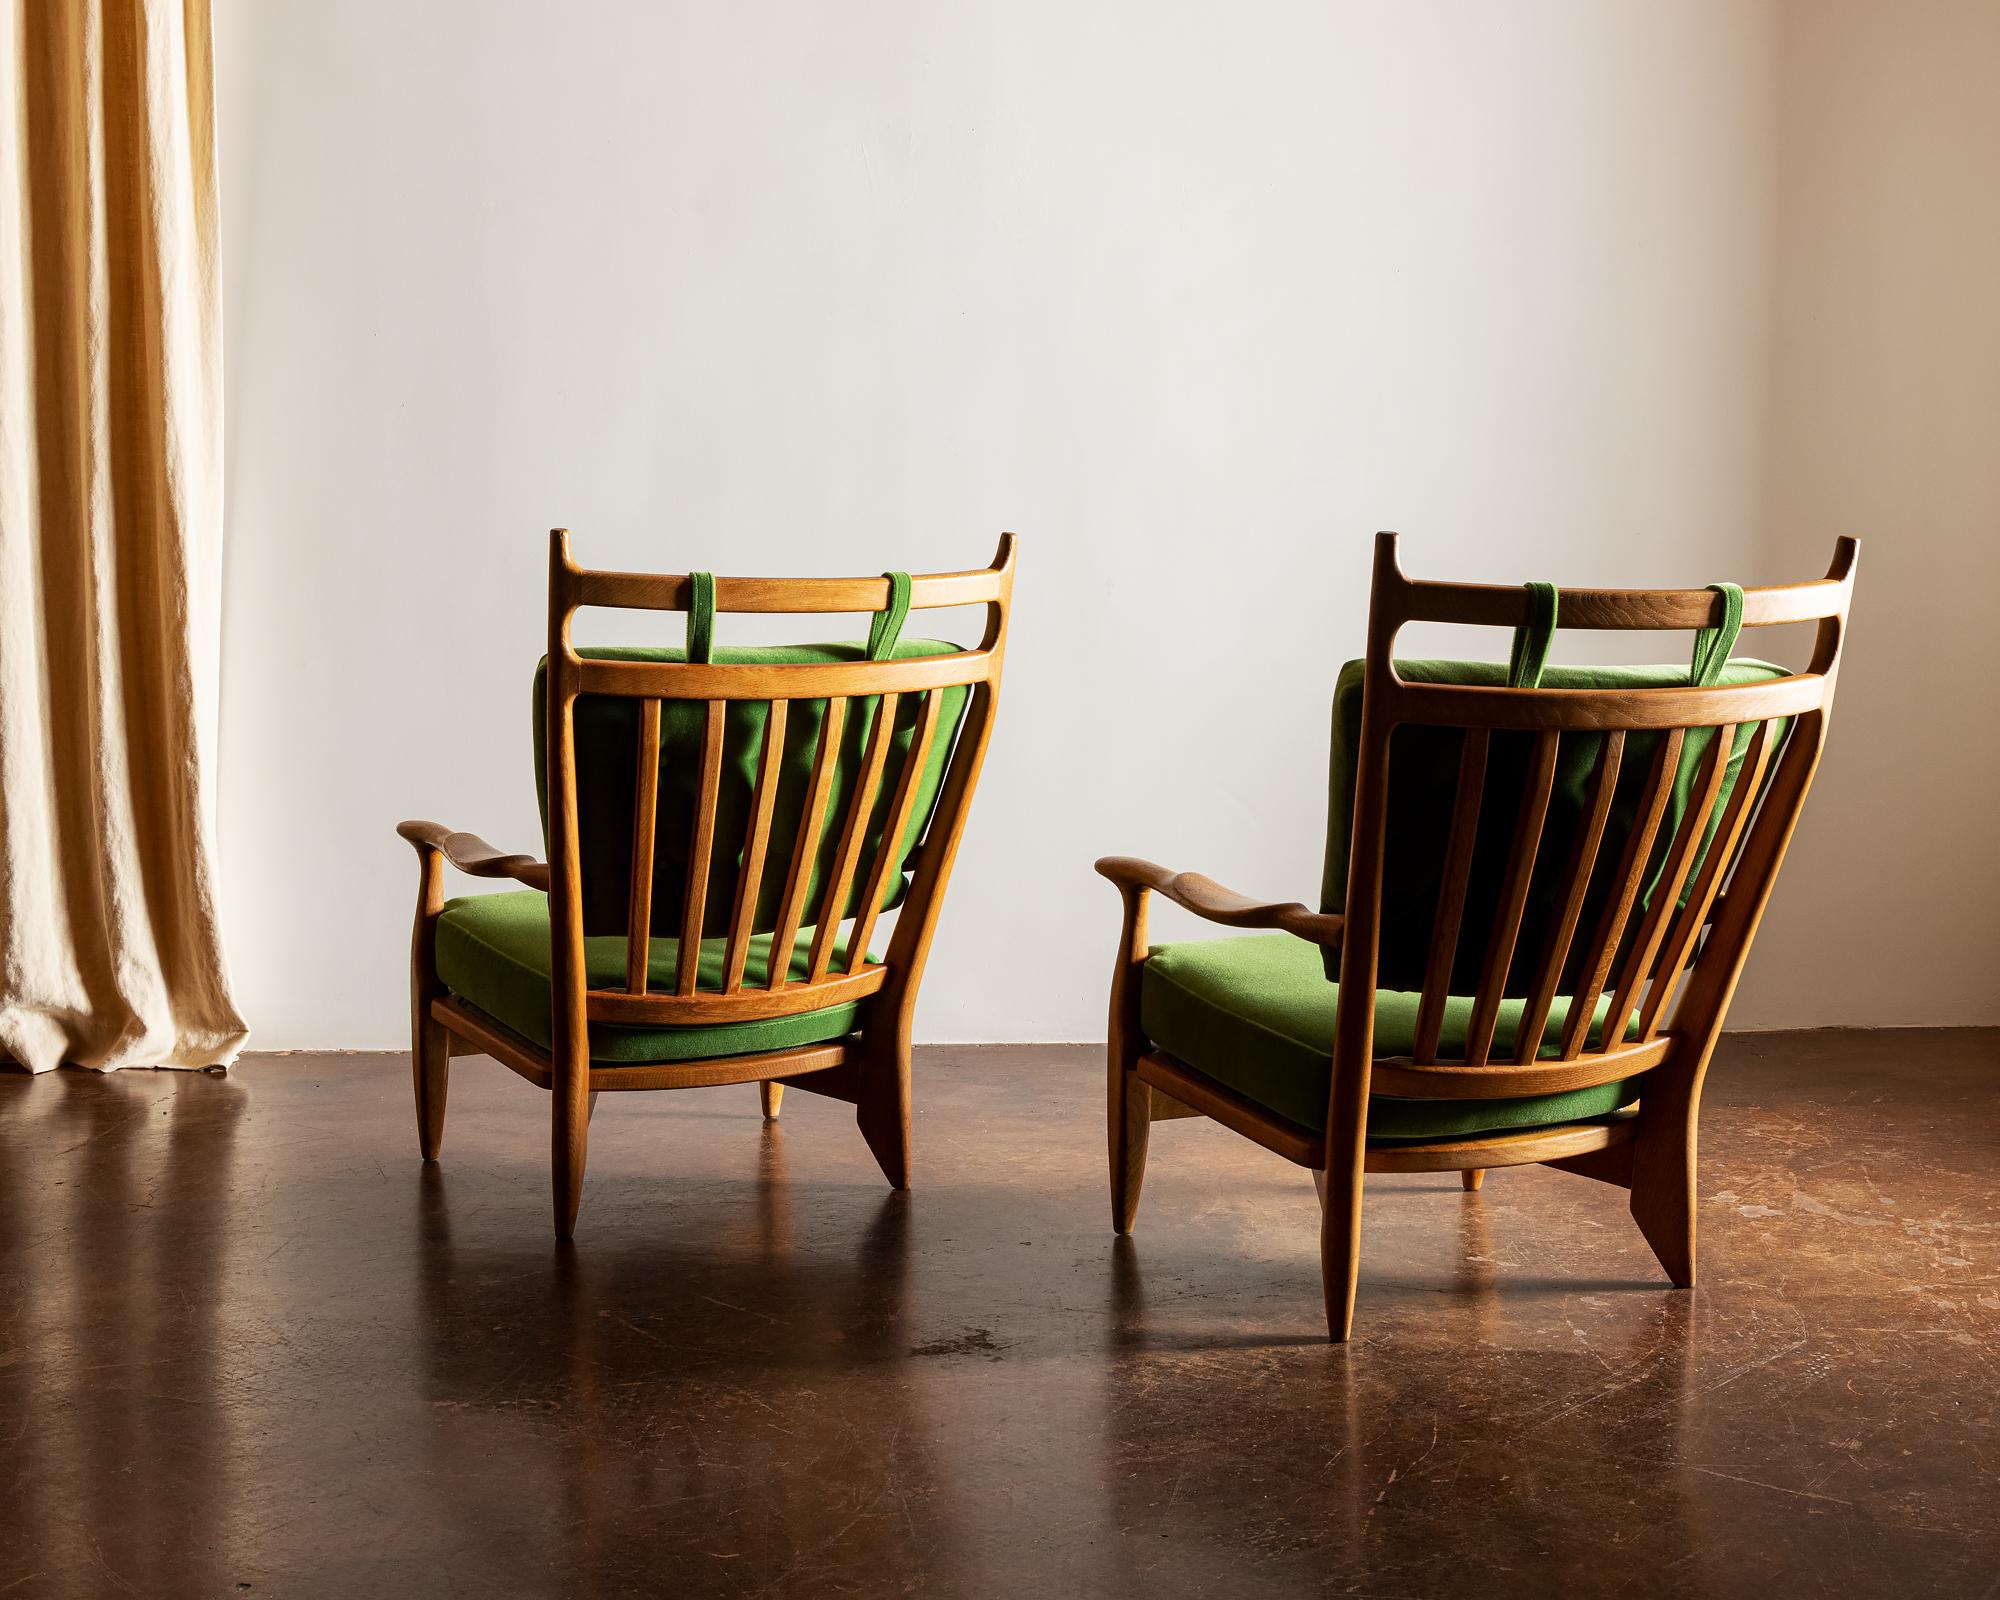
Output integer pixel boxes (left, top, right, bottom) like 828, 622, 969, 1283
216, 1, 1843, 1046
1742, 0, 2000, 1026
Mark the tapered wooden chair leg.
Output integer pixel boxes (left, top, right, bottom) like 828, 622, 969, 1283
1631, 1169, 1697, 1286
412, 1013, 449, 1161
1105, 880, 1153, 1234
552, 1065, 590, 1239
1461, 1168, 1484, 1192
1629, 1096, 1699, 1287
1320, 1155, 1365, 1343
1109, 1067, 1151, 1233
407, 839, 449, 1162
856, 1038, 911, 1190
760, 1081, 785, 1119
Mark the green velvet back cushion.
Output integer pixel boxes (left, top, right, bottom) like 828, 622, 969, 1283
533, 642, 970, 939
1319, 658, 1789, 991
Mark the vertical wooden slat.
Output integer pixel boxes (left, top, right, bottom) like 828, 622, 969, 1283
767, 698, 848, 988
1513, 731, 1624, 1065
1559, 728, 1685, 1058
722, 699, 789, 994
808, 693, 901, 982
845, 690, 943, 975
674, 700, 727, 996
880, 681, 989, 976
1412, 729, 1490, 1063
1636, 721, 1776, 1039
625, 699, 662, 994
1463, 731, 1560, 1066
1600, 725, 1738, 1048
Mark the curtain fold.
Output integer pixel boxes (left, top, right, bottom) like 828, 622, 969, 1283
0, 0, 246, 1072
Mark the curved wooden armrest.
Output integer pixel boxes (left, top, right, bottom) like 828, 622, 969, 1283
1094, 855, 1345, 948
398, 819, 552, 892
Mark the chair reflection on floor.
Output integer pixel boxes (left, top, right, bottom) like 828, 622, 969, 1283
407, 1129, 930, 1586
1095, 1210, 1701, 1591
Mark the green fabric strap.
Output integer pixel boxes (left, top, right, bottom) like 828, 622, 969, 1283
1689, 582, 1744, 686
865, 570, 912, 661
1507, 582, 1559, 688
686, 571, 716, 663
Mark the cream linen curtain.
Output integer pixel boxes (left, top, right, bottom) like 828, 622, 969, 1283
0, 0, 246, 1071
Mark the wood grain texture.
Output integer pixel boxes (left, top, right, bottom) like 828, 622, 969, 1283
847, 690, 943, 976
1369, 1033, 1670, 1098
1107, 884, 1155, 1231
675, 700, 726, 995
625, 698, 662, 993
1134, 1051, 1322, 1168
1362, 1113, 1636, 1174
1093, 857, 1345, 946
403, 832, 449, 1159
1413, 729, 1489, 1063
808, 691, 899, 983
1463, 729, 1560, 1066
1637, 720, 1776, 1040
1559, 729, 1685, 1059
586, 964, 887, 1024
578, 651, 992, 702
769, 696, 848, 989
544, 531, 593, 1239
1513, 731, 1624, 1065
395, 820, 550, 892
1601, 724, 1737, 1048
723, 700, 788, 993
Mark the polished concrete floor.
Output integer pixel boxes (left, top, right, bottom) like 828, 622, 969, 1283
2, 1031, 1995, 1598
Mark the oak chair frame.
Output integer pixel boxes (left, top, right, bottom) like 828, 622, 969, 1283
1099, 531, 1856, 1341
400, 530, 1015, 1236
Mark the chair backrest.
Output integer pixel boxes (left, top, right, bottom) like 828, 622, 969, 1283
540, 531, 1014, 1050
1329, 532, 1855, 1103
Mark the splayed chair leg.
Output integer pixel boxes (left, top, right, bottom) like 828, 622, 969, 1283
1320, 1075, 1369, 1342
412, 1014, 449, 1162
1105, 880, 1152, 1233
1629, 1089, 1698, 1287
760, 1081, 785, 1119
552, 1057, 590, 1240
1109, 1067, 1151, 1233
1319, 1158, 1364, 1343
1461, 1168, 1485, 1192
407, 841, 449, 1161
855, 1033, 911, 1190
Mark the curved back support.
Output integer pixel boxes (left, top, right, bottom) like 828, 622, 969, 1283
541, 532, 1015, 1047
1332, 533, 1855, 1109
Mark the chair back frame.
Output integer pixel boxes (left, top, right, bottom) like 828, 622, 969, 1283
1330, 530, 1853, 1124
541, 530, 1016, 1089
1309, 532, 1855, 1333
1096, 529, 1853, 1340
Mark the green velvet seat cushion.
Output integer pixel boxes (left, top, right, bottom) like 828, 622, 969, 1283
434, 890, 874, 1065
533, 640, 969, 941
1319, 657, 1789, 986
1140, 933, 1637, 1140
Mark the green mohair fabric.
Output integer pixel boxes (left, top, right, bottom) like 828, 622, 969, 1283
532, 640, 970, 940
435, 890, 876, 1065
1141, 933, 1638, 1140
1318, 657, 1790, 988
